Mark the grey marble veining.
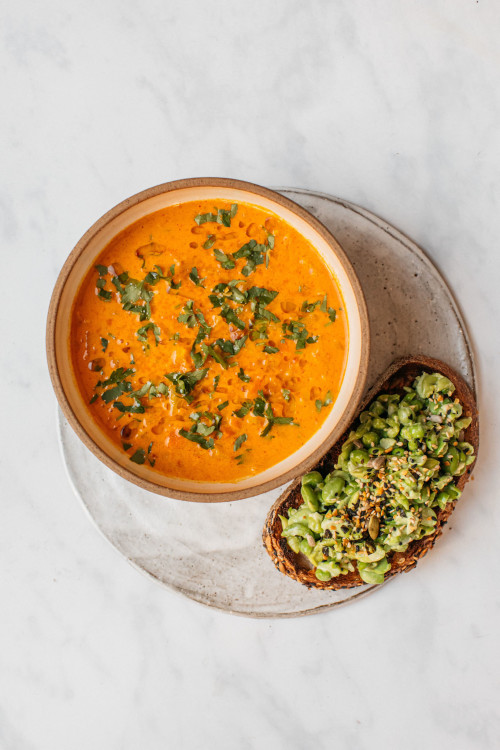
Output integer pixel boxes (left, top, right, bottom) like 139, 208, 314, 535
2, 1, 500, 748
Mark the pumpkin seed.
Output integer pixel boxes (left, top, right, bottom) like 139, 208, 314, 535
368, 515, 380, 540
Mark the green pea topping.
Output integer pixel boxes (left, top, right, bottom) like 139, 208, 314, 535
281, 371, 475, 584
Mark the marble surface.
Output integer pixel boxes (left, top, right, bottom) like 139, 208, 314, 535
2, 1, 500, 748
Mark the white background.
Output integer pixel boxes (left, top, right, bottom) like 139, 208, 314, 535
2, 1, 499, 748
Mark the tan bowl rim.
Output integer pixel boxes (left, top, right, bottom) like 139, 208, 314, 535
46, 177, 370, 502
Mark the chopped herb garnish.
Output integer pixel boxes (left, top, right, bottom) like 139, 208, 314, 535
213, 375, 220, 391
179, 409, 223, 449
165, 368, 208, 402
315, 391, 333, 412
217, 400, 229, 411
194, 204, 238, 227
178, 300, 198, 328
232, 239, 267, 276
233, 401, 253, 418
166, 264, 182, 289
130, 448, 146, 464
94, 367, 135, 405
189, 267, 205, 287
100, 337, 108, 352
113, 401, 145, 414
237, 367, 251, 382
136, 322, 161, 346
220, 304, 246, 330
122, 442, 132, 451
89, 394, 98, 404
282, 389, 291, 402
301, 299, 321, 313
213, 248, 236, 270
234, 434, 247, 452
179, 430, 214, 450
264, 345, 279, 354
282, 319, 319, 350
200, 342, 229, 369
131, 381, 169, 399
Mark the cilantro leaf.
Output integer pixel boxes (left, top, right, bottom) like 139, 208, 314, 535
179, 430, 214, 450
136, 322, 161, 346
130, 448, 146, 464
165, 368, 208, 402
220, 304, 245, 330
189, 267, 205, 287
234, 434, 247, 452
213, 248, 236, 270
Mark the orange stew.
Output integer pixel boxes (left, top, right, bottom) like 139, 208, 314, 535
70, 200, 348, 482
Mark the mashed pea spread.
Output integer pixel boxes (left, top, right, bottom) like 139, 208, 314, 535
280, 372, 476, 584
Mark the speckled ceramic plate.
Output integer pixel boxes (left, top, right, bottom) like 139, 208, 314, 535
58, 189, 476, 618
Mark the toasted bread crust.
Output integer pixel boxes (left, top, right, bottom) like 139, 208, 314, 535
262, 355, 479, 589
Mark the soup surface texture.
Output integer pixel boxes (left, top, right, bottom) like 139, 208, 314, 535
70, 200, 348, 482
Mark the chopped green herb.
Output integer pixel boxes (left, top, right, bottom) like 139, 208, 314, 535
194, 204, 238, 227
179, 430, 214, 450
233, 400, 253, 418
220, 304, 246, 330
315, 391, 333, 411
232, 239, 268, 276
200, 342, 229, 369
264, 345, 279, 354
100, 337, 108, 352
165, 368, 208, 402
234, 434, 247, 452
166, 264, 182, 289
237, 367, 251, 383
282, 319, 319, 350
178, 300, 197, 328
136, 322, 161, 346
282, 389, 291, 402
122, 442, 132, 451
113, 400, 146, 414
89, 394, 98, 404
213, 248, 236, 270
189, 267, 205, 287
130, 448, 146, 464
301, 299, 321, 313
217, 400, 229, 411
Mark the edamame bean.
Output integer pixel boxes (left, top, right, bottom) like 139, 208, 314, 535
322, 477, 345, 502
302, 471, 323, 487
301, 484, 320, 511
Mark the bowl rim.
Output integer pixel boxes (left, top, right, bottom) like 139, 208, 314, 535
46, 177, 370, 502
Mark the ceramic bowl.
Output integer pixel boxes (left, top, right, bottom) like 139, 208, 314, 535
47, 178, 369, 501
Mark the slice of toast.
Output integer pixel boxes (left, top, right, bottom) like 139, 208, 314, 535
262, 355, 479, 589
